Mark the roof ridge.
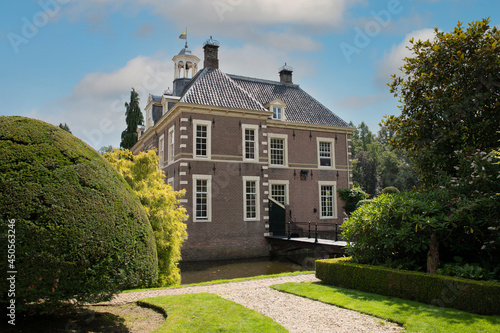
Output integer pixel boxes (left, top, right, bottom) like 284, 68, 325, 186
222, 71, 267, 111
228, 74, 300, 88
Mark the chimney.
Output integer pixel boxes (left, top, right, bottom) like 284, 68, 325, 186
279, 63, 293, 84
203, 36, 220, 69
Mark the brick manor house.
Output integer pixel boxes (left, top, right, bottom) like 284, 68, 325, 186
132, 37, 354, 261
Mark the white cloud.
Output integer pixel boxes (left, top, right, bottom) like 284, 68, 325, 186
376, 28, 435, 85
32, 53, 174, 149
31, 41, 315, 149
62, 0, 356, 50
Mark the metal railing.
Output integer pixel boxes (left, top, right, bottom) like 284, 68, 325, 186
286, 221, 344, 243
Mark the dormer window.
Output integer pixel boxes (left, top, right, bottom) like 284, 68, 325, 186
272, 107, 282, 120
266, 98, 286, 121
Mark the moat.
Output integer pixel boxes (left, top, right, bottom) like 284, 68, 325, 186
179, 257, 311, 285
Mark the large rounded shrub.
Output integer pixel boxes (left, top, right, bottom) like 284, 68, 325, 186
0, 117, 158, 311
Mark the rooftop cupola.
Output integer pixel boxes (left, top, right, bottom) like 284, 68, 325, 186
172, 41, 200, 80
203, 36, 220, 69
279, 63, 293, 84
172, 40, 200, 96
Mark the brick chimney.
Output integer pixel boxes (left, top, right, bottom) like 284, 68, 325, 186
203, 36, 220, 69
279, 63, 293, 84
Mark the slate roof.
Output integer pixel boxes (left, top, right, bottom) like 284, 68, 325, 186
179, 68, 267, 112
177, 67, 350, 128
229, 75, 350, 128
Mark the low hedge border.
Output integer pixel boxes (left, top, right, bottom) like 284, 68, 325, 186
316, 257, 500, 316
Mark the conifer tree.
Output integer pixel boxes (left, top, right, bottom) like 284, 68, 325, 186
120, 88, 144, 149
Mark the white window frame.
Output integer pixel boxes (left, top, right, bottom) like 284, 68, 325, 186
241, 124, 259, 161
192, 175, 212, 222
158, 134, 165, 167
318, 181, 337, 219
316, 137, 336, 169
243, 176, 260, 221
268, 133, 288, 167
168, 125, 175, 164
193, 119, 212, 159
268, 180, 289, 206
272, 106, 282, 120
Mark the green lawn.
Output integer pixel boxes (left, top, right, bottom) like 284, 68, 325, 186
272, 282, 500, 333
139, 293, 287, 332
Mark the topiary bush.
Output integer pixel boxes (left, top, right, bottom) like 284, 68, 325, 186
0, 117, 158, 313
381, 186, 400, 194
316, 257, 500, 316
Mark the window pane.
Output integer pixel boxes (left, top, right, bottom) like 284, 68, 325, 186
271, 184, 286, 205
273, 107, 282, 120
319, 142, 331, 166
196, 125, 207, 157
245, 129, 255, 159
270, 138, 284, 165
169, 130, 175, 161
246, 181, 256, 219
196, 179, 208, 219
321, 185, 334, 217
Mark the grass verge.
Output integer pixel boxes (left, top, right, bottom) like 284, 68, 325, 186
122, 270, 314, 293
272, 282, 500, 333
139, 293, 287, 332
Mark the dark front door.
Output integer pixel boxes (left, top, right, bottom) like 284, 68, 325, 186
268, 198, 286, 236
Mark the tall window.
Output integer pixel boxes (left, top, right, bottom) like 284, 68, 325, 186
272, 107, 282, 120
193, 120, 212, 159
317, 138, 335, 168
270, 138, 284, 165
193, 175, 212, 222
158, 135, 164, 166
271, 184, 286, 205
245, 129, 255, 159
196, 125, 207, 157
243, 176, 260, 221
246, 181, 257, 219
319, 181, 337, 219
168, 126, 175, 163
319, 142, 331, 166
242, 124, 259, 161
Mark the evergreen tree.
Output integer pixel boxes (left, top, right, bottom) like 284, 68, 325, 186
120, 88, 144, 149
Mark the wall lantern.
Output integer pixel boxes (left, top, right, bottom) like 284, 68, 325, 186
300, 170, 309, 180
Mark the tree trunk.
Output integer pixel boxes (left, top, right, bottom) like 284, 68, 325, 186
427, 233, 440, 274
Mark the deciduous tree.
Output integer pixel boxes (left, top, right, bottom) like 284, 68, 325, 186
384, 18, 500, 186
104, 149, 188, 286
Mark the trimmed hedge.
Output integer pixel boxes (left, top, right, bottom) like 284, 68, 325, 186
0, 117, 158, 312
316, 257, 500, 316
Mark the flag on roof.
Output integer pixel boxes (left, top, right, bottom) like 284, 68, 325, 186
179, 30, 187, 40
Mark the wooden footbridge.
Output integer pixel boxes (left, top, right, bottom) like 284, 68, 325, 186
265, 221, 347, 257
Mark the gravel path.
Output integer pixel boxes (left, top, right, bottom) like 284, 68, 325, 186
107, 273, 403, 332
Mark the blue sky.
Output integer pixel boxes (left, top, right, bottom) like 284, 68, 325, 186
1, 0, 498, 149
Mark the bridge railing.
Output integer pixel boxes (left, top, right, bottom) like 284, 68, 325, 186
286, 221, 344, 243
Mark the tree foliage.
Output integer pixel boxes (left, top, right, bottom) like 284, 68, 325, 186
104, 149, 188, 286
384, 18, 500, 186
120, 88, 144, 150
0, 117, 158, 313
349, 122, 418, 196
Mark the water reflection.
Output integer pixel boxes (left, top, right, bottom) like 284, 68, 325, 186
179, 257, 306, 285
